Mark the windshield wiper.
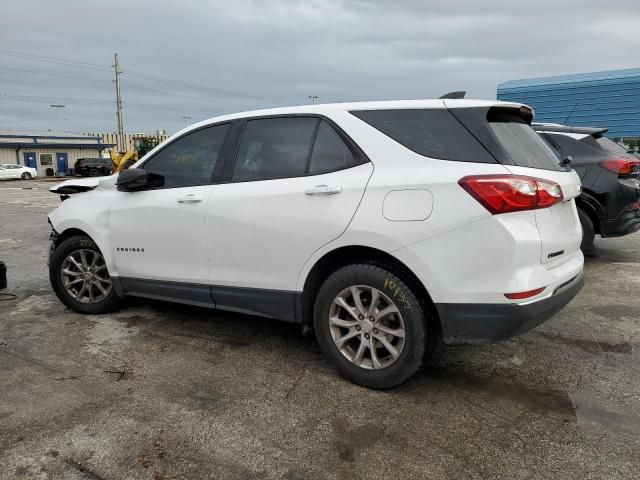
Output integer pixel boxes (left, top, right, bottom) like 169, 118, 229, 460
560, 155, 573, 167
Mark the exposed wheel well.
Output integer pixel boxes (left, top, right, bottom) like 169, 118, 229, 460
53, 228, 93, 249
301, 245, 439, 329
575, 198, 600, 235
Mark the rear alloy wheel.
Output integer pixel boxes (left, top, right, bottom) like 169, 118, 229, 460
329, 285, 406, 370
314, 263, 434, 389
21, 172, 32, 180
49, 235, 122, 314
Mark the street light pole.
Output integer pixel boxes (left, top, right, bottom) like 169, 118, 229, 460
50, 104, 65, 131
308, 95, 319, 105
182, 114, 191, 126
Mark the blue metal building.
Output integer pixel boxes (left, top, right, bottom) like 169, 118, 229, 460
497, 68, 640, 138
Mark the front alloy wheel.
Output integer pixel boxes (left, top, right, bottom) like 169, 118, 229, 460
60, 249, 112, 303
49, 234, 122, 314
329, 285, 405, 370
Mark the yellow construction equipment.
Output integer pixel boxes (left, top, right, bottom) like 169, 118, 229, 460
109, 150, 138, 174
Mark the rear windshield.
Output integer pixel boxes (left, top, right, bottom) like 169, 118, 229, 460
591, 137, 629, 155
484, 110, 565, 171
350, 109, 495, 163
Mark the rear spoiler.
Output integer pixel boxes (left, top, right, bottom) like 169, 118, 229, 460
533, 123, 608, 138
439, 91, 466, 99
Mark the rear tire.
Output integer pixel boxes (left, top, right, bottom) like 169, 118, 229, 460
313, 263, 435, 389
49, 235, 122, 314
578, 208, 595, 251
21, 172, 31, 180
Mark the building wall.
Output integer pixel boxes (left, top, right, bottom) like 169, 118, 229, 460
497, 68, 640, 138
82, 132, 169, 152
0, 147, 103, 176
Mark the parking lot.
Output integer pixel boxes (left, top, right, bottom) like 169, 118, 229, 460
1, 179, 639, 479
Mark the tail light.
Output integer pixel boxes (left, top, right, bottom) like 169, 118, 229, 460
601, 158, 640, 176
458, 174, 564, 215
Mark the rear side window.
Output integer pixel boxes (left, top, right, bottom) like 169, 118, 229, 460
233, 117, 317, 181
309, 121, 355, 175
350, 109, 495, 163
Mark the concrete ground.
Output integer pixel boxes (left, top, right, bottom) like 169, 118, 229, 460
1, 179, 639, 480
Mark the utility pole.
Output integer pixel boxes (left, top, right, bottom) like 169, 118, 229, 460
182, 114, 192, 126
50, 104, 65, 131
113, 53, 125, 151
308, 95, 319, 105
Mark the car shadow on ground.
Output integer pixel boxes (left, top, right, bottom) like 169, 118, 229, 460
116, 294, 575, 419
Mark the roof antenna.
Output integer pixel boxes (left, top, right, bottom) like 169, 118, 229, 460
439, 91, 466, 99
563, 102, 579, 125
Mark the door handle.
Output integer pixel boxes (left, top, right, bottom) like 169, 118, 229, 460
305, 185, 342, 196
177, 194, 203, 204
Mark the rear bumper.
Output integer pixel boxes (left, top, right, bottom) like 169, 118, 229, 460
600, 207, 640, 237
436, 271, 584, 345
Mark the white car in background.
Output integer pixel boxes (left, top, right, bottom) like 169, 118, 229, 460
47, 99, 584, 388
0, 163, 37, 180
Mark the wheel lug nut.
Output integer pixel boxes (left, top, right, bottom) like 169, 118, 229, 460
373, 328, 378, 334
356, 325, 361, 331
364, 333, 370, 339
358, 315, 363, 320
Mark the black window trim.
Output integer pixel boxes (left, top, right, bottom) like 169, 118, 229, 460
135, 121, 234, 191
219, 113, 371, 185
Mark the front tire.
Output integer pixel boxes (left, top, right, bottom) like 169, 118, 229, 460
313, 263, 434, 389
49, 235, 122, 314
21, 172, 32, 180
578, 208, 595, 251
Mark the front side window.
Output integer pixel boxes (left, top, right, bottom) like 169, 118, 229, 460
232, 117, 317, 181
143, 123, 229, 188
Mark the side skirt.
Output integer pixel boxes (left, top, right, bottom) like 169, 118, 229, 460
115, 277, 299, 323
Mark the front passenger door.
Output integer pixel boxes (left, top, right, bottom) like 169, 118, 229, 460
109, 123, 231, 302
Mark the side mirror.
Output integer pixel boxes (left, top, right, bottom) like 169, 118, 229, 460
116, 168, 148, 191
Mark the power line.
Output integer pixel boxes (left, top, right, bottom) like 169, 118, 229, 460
0, 92, 226, 115
0, 48, 274, 104
0, 65, 255, 108
120, 82, 256, 108
0, 49, 112, 72
0, 65, 112, 84
122, 69, 274, 103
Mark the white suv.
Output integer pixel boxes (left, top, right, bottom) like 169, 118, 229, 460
48, 99, 584, 388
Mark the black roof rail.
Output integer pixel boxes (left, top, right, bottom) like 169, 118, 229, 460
532, 123, 608, 137
439, 91, 466, 99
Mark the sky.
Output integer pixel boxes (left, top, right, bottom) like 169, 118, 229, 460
0, 0, 638, 134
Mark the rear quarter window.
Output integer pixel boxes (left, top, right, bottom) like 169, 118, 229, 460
350, 109, 496, 163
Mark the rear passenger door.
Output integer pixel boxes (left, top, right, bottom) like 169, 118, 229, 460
205, 116, 373, 302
